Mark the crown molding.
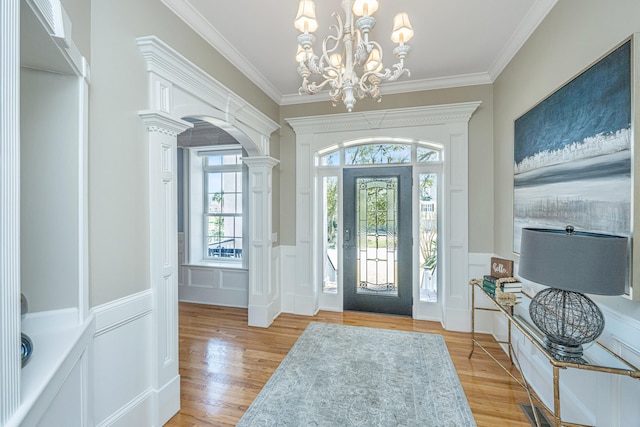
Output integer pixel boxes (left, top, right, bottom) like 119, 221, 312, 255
488, 0, 559, 80
160, 0, 281, 104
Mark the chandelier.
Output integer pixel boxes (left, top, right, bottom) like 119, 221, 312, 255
294, 0, 414, 112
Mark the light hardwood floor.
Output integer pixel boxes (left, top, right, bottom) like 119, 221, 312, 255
165, 303, 536, 426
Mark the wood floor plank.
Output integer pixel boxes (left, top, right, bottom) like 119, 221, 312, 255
165, 303, 536, 426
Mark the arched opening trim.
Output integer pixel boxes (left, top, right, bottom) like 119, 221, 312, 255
137, 35, 279, 424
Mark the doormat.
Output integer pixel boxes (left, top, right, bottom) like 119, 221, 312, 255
237, 322, 476, 426
519, 403, 553, 427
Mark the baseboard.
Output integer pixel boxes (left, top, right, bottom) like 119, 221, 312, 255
156, 374, 181, 426
443, 306, 471, 332
413, 313, 442, 323
248, 302, 277, 328
294, 294, 318, 316
95, 388, 154, 427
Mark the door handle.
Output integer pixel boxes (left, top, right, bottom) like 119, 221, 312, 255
343, 228, 352, 249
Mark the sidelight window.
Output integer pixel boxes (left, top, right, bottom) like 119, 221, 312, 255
419, 173, 438, 302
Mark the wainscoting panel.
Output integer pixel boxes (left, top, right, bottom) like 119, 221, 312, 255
92, 290, 154, 427
220, 270, 249, 291
179, 265, 248, 307
188, 268, 217, 289
279, 245, 297, 314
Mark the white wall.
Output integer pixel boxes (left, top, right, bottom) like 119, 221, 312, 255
20, 67, 80, 313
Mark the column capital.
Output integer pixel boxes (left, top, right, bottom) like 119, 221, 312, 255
139, 110, 192, 137
242, 155, 279, 169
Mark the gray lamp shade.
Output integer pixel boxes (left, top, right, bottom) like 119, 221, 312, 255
518, 227, 628, 295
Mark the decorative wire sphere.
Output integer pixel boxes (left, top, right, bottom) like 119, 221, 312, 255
529, 288, 605, 348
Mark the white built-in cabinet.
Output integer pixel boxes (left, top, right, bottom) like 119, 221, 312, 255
1, 0, 90, 426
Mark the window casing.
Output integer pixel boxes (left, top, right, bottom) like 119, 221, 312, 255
203, 150, 243, 260
185, 147, 246, 266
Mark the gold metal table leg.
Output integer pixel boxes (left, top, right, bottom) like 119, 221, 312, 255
469, 282, 475, 359
553, 365, 561, 427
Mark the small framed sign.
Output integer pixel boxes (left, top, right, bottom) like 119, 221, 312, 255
491, 257, 514, 278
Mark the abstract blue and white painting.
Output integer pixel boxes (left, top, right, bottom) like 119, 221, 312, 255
514, 40, 631, 255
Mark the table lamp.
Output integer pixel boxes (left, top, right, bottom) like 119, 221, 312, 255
518, 226, 628, 361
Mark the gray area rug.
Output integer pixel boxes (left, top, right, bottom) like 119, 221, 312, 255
237, 322, 476, 427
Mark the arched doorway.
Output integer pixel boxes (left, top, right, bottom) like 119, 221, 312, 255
137, 35, 279, 420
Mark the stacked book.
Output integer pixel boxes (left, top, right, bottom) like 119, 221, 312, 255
482, 275, 499, 296
497, 278, 523, 304
483, 275, 523, 304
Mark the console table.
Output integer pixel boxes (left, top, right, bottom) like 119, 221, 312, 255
469, 280, 640, 427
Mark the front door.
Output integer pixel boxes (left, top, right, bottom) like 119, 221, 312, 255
343, 167, 412, 316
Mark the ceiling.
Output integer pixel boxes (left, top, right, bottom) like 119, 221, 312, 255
161, 0, 558, 107
178, 117, 239, 146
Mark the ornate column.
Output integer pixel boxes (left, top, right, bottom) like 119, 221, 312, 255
139, 111, 191, 425
243, 156, 279, 327
0, 0, 21, 422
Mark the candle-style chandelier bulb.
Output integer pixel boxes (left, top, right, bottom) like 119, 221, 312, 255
391, 13, 414, 45
294, 0, 318, 34
352, 0, 379, 17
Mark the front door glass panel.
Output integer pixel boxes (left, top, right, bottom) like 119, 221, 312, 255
356, 177, 398, 296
